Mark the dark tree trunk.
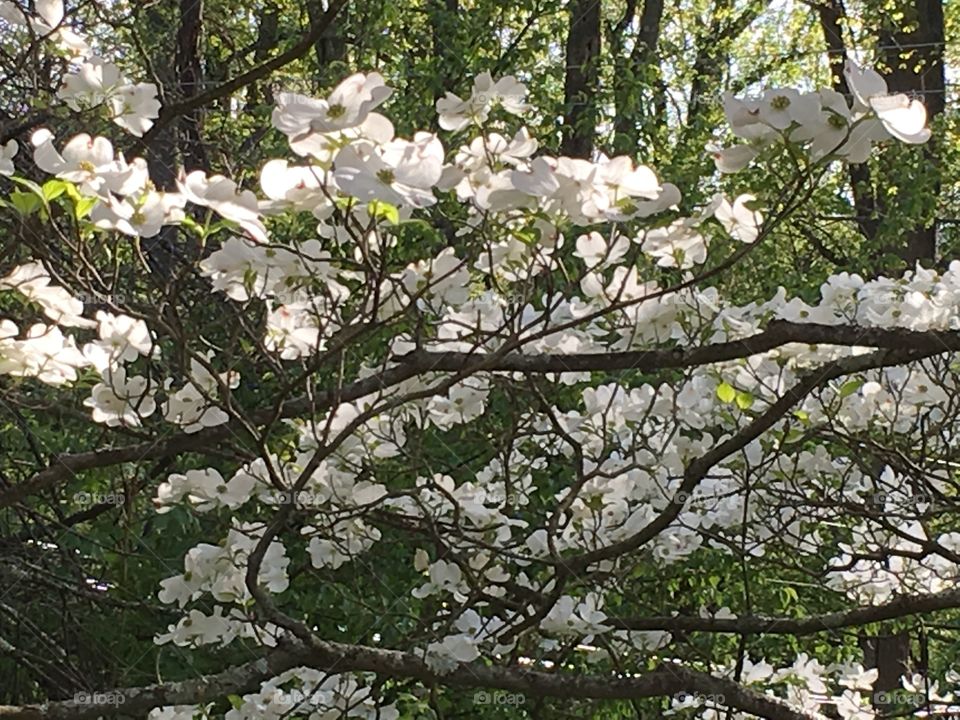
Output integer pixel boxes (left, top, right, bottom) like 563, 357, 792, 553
429, 0, 461, 107
142, 0, 205, 275
860, 632, 912, 710
307, 0, 347, 81
176, 0, 205, 171
878, 0, 945, 264
817, 0, 880, 244
611, 0, 665, 155
245, 2, 280, 112
561, 0, 601, 158
142, 6, 181, 276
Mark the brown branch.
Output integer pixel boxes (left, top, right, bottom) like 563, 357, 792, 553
0, 358, 424, 509
608, 587, 960, 635
395, 321, 960, 374
560, 345, 930, 572
136, 0, 348, 150
0, 637, 820, 720
3, 320, 958, 509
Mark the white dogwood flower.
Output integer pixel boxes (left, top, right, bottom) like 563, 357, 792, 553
334, 132, 444, 208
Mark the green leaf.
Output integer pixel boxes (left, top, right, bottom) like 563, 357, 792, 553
735, 390, 754, 410
74, 196, 98, 220
368, 200, 400, 225
179, 215, 204, 236
8, 175, 45, 199
780, 586, 799, 605
42, 179, 68, 202
10, 191, 41, 216
9, 175, 52, 216
783, 427, 805, 444
63, 181, 84, 202
839, 378, 863, 398
716, 382, 736, 404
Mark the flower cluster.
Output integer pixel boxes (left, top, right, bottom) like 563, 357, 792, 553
710, 59, 929, 171
4, 1, 158, 135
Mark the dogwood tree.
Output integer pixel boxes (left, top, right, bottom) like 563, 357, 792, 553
1, 1, 959, 719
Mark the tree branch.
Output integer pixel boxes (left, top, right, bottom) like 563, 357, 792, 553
3, 320, 956, 509
560, 345, 929, 571
136, 0, 348, 150
0, 637, 821, 720
395, 321, 960, 374
608, 587, 960, 635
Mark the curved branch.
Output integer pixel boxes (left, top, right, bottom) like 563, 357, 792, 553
0, 358, 425, 509
561, 345, 928, 571
2, 321, 955, 509
395, 321, 960, 374
608, 587, 960, 635
136, 0, 348, 149
0, 638, 821, 720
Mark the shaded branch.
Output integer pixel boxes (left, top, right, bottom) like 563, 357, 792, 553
609, 587, 960, 635
136, 0, 348, 150
396, 321, 960, 373
4, 320, 958, 509
0, 637, 820, 720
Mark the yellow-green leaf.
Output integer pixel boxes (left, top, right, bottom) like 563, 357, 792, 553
716, 382, 736, 404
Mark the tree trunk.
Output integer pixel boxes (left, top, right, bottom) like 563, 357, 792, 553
817, 0, 880, 244
307, 0, 347, 82
611, 0, 665, 155
176, 0, 205, 171
429, 0, 461, 107
244, 2, 280, 112
860, 632, 912, 710
561, 0, 601, 158
878, 0, 945, 264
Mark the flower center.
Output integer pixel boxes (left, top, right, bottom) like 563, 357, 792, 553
328, 103, 346, 119
376, 168, 396, 185
770, 95, 791, 111
828, 114, 847, 129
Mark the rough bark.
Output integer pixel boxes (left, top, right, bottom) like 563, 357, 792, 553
878, 0, 945, 264
175, 0, 205, 171
244, 2, 280, 111
561, 0, 601, 158
307, 0, 347, 74
610, 0, 665, 154
817, 0, 880, 244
